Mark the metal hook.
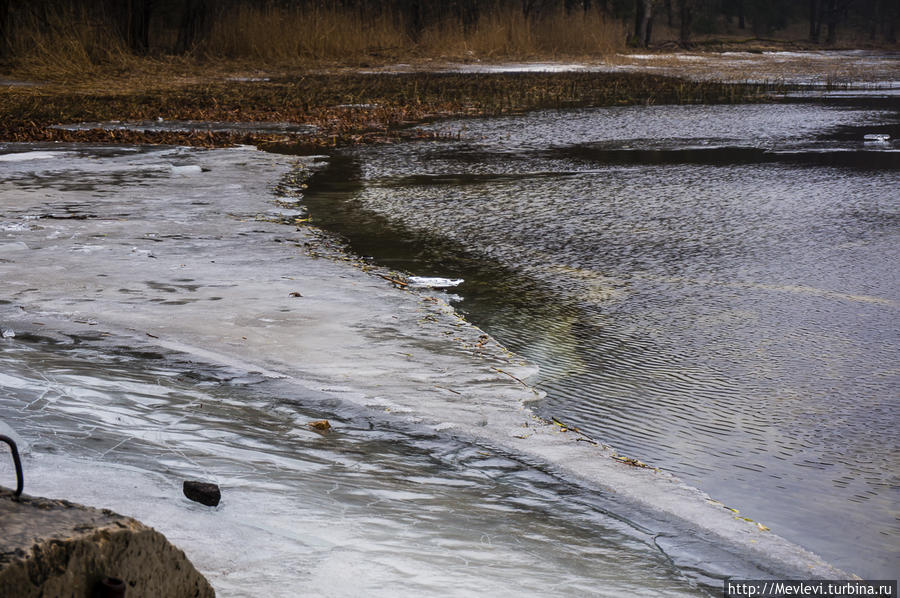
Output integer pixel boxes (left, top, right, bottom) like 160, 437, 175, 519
0, 434, 23, 499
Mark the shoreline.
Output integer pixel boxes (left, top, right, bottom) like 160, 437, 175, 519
0, 142, 852, 588
2, 51, 896, 156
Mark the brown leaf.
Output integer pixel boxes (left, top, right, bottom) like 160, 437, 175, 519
307, 420, 331, 432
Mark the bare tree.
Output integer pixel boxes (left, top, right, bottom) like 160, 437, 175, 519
678, 0, 692, 45
127, 0, 153, 54
809, 0, 822, 42
522, 0, 541, 19
633, 0, 654, 46
823, 0, 852, 44
0, 0, 9, 58
175, 0, 208, 54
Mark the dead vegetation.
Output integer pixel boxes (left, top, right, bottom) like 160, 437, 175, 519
2, 3, 626, 82
0, 70, 788, 149
0, 2, 893, 151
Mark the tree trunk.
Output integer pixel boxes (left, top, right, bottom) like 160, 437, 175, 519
454, 0, 479, 32
825, 0, 838, 44
634, 0, 653, 46
0, 0, 9, 58
679, 0, 691, 45
809, 0, 819, 41
176, 0, 207, 54
128, 0, 152, 54
886, 0, 898, 43
751, 1, 766, 37
868, 0, 878, 41
522, 0, 537, 19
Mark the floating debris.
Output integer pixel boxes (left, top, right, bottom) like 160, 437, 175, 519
551, 416, 599, 445
611, 455, 652, 468
408, 276, 464, 289
378, 273, 408, 287
863, 133, 891, 142
307, 420, 332, 432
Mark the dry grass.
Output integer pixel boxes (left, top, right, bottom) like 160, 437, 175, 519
4, 4, 626, 79
200, 4, 625, 64
6, 6, 134, 79
0, 69, 786, 149
201, 5, 408, 63
418, 7, 625, 58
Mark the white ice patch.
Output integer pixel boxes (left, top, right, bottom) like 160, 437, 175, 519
454, 62, 591, 73
408, 276, 464, 289
0, 151, 61, 162
170, 164, 203, 175
71, 245, 107, 253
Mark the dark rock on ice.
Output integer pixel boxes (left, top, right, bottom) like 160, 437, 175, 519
183, 481, 221, 507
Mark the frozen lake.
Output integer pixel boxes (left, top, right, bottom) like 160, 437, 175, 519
2, 143, 833, 597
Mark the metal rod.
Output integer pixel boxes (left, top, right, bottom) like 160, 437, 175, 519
0, 434, 23, 499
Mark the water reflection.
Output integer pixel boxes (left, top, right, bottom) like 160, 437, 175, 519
299, 101, 900, 578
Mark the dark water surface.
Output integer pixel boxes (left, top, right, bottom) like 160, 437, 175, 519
300, 100, 900, 578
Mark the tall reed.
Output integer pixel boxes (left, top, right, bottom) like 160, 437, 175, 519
5, 5, 131, 78
198, 4, 626, 64
4, 3, 626, 76
201, 4, 408, 63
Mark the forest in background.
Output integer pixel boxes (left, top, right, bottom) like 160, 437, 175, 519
0, 0, 897, 77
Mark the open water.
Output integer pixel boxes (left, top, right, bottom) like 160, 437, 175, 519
300, 97, 900, 578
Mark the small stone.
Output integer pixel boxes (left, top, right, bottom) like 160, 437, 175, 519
182, 481, 220, 507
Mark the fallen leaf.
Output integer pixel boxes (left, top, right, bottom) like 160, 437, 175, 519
307, 420, 331, 432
